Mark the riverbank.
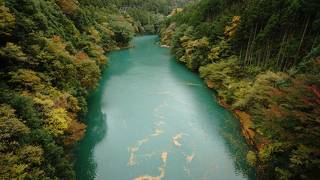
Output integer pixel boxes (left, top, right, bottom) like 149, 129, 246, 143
159, 19, 320, 179
75, 35, 254, 179
147, 37, 258, 150
194, 78, 255, 152
0, 1, 139, 178
158, 1, 320, 178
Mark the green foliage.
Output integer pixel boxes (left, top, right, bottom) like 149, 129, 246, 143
96, 0, 192, 34
0, 43, 28, 68
0, 0, 146, 178
233, 0, 320, 69
0, 104, 46, 179
0, 104, 30, 146
9, 69, 42, 88
108, 14, 135, 45
200, 56, 243, 103
0, 5, 15, 37
179, 36, 210, 70
161, 0, 320, 179
246, 151, 257, 166
199, 58, 320, 178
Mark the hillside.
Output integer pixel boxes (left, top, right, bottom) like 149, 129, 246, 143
0, 0, 169, 178
160, 0, 320, 179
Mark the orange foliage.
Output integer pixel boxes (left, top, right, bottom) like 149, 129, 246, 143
50, 36, 67, 50
268, 105, 285, 118
235, 110, 255, 145
267, 87, 285, 97
206, 80, 215, 89
52, 35, 61, 43
53, 97, 67, 109
75, 51, 89, 61
218, 97, 231, 109
256, 138, 271, 151
64, 116, 86, 145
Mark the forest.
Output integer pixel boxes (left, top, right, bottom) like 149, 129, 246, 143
1, 0, 319, 179
160, 0, 320, 179
0, 0, 183, 179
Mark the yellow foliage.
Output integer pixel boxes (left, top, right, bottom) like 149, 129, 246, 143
246, 151, 257, 166
208, 39, 230, 62
88, 27, 101, 43
168, 8, 183, 17
9, 69, 41, 87
11, 163, 28, 178
98, 22, 115, 37
46, 37, 74, 60
29, 87, 81, 136
45, 108, 71, 136
160, 23, 176, 46
180, 36, 209, 50
0, 104, 30, 140
0, 145, 45, 179
18, 145, 44, 165
224, 16, 241, 38
66, 95, 81, 113
208, 46, 221, 61
179, 37, 209, 68
87, 44, 108, 65
64, 119, 86, 145
33, 96, 55, 108
190, 37, 209, 47
56, 0, 79, 15
31, 86, 80, 113
0, 43, 28, 62
0, 5, 15, 36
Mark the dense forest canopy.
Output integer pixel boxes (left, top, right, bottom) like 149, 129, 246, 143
78, 0, 193, 34
1, 0, 320, 179
160, 0, 320, 179
0, 0, 172, 178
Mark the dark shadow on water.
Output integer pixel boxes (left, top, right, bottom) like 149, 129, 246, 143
107, 50, 134, 77
218, 112, 257, 179
74, 70, 109, 180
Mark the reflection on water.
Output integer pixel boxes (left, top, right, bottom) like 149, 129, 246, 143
74, 76, 108, 180
75, 36, 255, 180
167, 51, 255, 179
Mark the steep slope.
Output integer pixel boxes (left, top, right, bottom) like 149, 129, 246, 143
104, 0, 194, 34
160, 0, 320, 179
0, 0, 135, 178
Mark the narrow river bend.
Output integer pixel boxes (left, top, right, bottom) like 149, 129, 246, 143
75, 36, 254, 180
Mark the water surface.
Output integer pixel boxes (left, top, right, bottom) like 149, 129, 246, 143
75, 36, 254, 180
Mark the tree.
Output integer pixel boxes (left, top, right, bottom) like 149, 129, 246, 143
0, 5, 15, 37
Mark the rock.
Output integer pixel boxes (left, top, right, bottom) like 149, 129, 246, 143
160, 44, 170, 48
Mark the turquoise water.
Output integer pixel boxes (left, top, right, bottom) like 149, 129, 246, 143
75, 36, 254, 180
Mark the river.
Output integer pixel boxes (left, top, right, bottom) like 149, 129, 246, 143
75, 36, 254, 180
